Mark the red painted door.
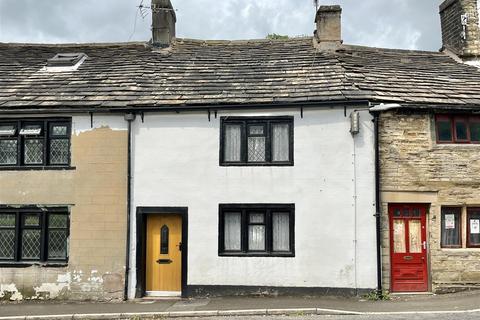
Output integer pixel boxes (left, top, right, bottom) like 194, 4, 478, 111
389, 204, 428, 292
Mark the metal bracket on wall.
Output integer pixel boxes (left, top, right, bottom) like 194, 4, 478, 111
208, 109, 211, 122
90, 112, 93, 128
141, 112, 145, 123
300, 106, 304, 118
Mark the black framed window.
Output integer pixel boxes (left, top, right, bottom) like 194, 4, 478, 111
219, 204, 294, 257
220, 117, 293, 166
0, 119, 71, 167
0, 208, 69, 263
441, 207, 461, 248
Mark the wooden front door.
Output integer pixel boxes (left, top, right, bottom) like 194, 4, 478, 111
389, 204, 428, 292
146, 214, 182, 296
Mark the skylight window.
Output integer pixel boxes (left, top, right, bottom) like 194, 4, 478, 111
41, 53, 88, 72
47, 53, 87, 67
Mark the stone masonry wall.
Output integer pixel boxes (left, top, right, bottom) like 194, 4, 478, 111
440, 0, 480, 58
0, 123, 128, 301
379, 110, 480, 293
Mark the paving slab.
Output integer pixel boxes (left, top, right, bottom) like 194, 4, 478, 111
0, 290, 479, 319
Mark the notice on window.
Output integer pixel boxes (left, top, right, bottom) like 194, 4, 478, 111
445, 214, 455, 229
471, 219, 480, 234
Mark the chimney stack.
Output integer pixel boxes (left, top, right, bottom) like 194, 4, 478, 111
151, 0, 176, 47
314, 5, 342, 50
439, 0, 480, 60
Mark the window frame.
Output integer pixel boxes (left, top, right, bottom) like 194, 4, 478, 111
220, 116, 294, 166
0, 118, 72, 169
467, 208, 480, 248
440, 207, 462, 248
218, 204, 295, 257
435, 114, 480, 144
0, 207, 70, 265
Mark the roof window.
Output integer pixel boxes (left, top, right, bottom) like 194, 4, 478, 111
47, 53, 86, 67
42, 53, 88, 72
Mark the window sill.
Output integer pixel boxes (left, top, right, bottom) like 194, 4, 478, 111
433, 144, 480, 150
220, 163, 294, 167
0, 166, 75, 171
440, 248, 480, 252
0, 262, 68, 268
219, 252, 295, 257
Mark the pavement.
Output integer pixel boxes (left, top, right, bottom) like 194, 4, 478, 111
1, 290, 480, 319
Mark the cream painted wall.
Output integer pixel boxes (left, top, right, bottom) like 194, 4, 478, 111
0, 114, 128, 301
128, 107, 377, 298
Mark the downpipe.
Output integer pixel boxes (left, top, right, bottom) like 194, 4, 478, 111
124, 112, 136, 300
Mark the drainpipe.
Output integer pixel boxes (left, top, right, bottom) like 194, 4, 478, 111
373, 111, 383, 296
124, 112, 136, 300
350, 111, 359, 294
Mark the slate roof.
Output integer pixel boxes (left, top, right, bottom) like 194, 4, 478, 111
1, 37, 480, 112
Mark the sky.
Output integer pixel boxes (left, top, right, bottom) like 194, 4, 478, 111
0, 0, 445, 51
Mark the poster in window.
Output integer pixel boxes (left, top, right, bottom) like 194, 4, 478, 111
470, 219, 480, 234
445, 214, 455, 229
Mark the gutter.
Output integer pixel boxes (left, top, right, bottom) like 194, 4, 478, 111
0, 100, 371, 115
4, 100, 480, 115
123, 113, 136, 300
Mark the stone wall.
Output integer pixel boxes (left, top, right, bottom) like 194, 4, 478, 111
440, 0, 480, 58
379, 110, 480, 293
0, 116, 128, 301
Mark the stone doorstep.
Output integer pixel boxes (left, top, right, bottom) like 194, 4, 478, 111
0, 307, 362, 320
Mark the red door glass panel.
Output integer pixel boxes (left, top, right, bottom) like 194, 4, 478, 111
389, 204, 428, 292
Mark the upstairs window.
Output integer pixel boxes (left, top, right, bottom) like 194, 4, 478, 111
0, 208, 69, 263
0, 119, 71, 167
220, 117, 293, 166
436, 114, 480, 144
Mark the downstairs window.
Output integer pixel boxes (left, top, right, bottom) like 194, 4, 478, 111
467, 208, 480, 248
219, 204, 294, 256
0, 208, 69, 263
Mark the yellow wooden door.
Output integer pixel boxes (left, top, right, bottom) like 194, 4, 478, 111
146, 214, 182, 293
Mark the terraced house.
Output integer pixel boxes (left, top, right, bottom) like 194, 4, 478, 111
1, 0, 480, 301
374, 0, 480, 293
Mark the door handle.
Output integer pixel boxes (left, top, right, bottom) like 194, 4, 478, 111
177, 242, 182, 251
422, 241, 427, 250
156, 259, 172, 264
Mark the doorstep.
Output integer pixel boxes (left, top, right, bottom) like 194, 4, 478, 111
390, 292, 435, 296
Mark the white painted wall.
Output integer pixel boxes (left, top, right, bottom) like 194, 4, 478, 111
128, 107, 377, 298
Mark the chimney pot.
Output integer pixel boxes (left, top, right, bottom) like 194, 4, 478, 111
314, 5, 342, 50
151, 0, 176, 47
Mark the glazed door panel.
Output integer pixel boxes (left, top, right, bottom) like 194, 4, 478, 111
389, 204, 428, 292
